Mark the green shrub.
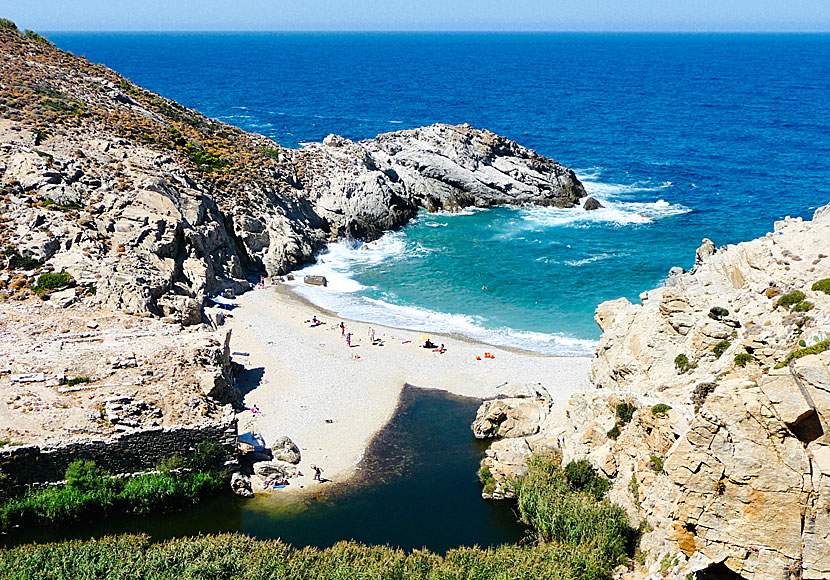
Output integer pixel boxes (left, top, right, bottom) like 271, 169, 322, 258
693, 382, 717, 412
24, 29, 53, 46
775, 339, 830, 369
188, 147, 230, 171
734, 353, 753, 368
674, 354, 697, 373
793, 301, 814, 312
712, 340, 730, 358
606, 423, 621, 440
799, 339, 807, 347
616, 402, 636, 425
478, 466, 496, 496
156, 456, 186, 473
4, 246, 42, 270
189, 440, 226, 471
0, 18, 17, 31
516, 454, 636, 573
65, 376, 90, 386
33, 271, 73, 295
708, 306, 729, 320
813, 279, 830, 295
777, 290, 806, 309
64, 460, 107, 493
564, 459, 612, 501
628, 475, 640, 507
651, 404, 671, 418
648, 455, 664, 474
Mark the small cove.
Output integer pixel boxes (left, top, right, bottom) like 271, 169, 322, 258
2, 386, 526, 551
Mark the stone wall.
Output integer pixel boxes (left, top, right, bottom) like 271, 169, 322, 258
0, 408, 237, 486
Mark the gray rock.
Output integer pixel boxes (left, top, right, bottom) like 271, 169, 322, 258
271, 436, 301, 464
230, 472, 253, 497
303, 275, 327, 287
583, 197, 603, 211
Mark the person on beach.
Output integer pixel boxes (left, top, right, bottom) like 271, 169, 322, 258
346, 333, 352, 347
312, 465, 324, 482
250, 404, 261, 414
369, 327, 375, 344
340, 321, 345, 336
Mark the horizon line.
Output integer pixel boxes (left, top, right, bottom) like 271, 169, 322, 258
40, 28, 830, 35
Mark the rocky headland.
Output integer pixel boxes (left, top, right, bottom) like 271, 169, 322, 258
474, 203, 830, 579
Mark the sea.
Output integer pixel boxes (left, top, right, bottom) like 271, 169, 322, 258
48, 32, 830, 355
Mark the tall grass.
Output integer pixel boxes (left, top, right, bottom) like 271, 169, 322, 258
0, 533, 616, 580
0, 465, 226, 531
516, 454, 636, 573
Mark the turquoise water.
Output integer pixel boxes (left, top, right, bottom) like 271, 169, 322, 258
47, 32, 830, 353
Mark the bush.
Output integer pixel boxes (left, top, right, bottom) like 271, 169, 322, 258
0, 18, 17, 31
478, 466, 496, 496
65, 460, 107, 493
775, 339, 830, 369
674, 354, 696, 373
648, 455, 664, 474
564, 460, 612, 501
4, 246, 42, 270
651, 404, 671, 418
708, 306, 729, 320
33, 271, 73, 295
712, 340, 730, 358
813, 278, 830, 295
606, 424, 621, 440
189, 440, 226, 471
516, 454, 636, 573
734, 353, 753, 368
615, 402, 636, 425
24, 29, 53, 46
65, 376, 90, 386
793, 301, 814, 312
777, 290, 806, 309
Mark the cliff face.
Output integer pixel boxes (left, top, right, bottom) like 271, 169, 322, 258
548, 206, 829, 579
0, 27, 585, 323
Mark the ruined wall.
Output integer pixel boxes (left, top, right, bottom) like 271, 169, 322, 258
0, 408, 237, 486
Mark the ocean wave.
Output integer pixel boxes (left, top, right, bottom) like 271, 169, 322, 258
564, 253, 616, 266
515, 197, 689, 229
288, 284, 596, 356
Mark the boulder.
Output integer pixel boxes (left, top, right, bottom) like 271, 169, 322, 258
303, 275, 327, 287
252, 461, 286, 479
230, 472, 253, 497
583, 197, 603, 211
271, 436, 301, 464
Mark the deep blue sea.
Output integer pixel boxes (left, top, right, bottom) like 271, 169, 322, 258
49, 32, 830, 354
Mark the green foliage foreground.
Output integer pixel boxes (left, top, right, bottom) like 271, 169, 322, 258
0, 455, 635, 580
0, 462, 226, 532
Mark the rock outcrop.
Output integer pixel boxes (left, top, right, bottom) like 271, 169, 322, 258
474, 203, 830, 579
0, 27, 585, 326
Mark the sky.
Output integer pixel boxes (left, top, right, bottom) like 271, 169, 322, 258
4, 0, 830, 32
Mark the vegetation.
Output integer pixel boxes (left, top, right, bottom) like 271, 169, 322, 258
777, 290, 807, 309
0, 460, 227, 532
674, 354, 697, 373
734, 353, 753, 368
478, 466, 496, 496
65, 376, 90, 387
692, 383, 717, 412
812, 278, 830, 295
4, 246, 42, 271
32, 271, 73, 295
24, 29, 53, 46
775, 339, 830, 369
0, 454, 638, 580
708, 306, 729, 320
648, 455, 664, 474
650, 404, 671, 418
516, 454, 637, 576
793, 300, 814, 312
0, 18, 17, 31
712, 339, 730, 358
607, 402, 636, 440
0, 533, 624, 580
564, 459, 612, 501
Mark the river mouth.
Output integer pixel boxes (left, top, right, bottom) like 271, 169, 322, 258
3, 385, 526, 551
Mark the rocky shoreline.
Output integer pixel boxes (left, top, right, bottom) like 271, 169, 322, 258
473, 203, 830, 579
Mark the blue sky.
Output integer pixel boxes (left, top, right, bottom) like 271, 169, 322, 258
5, 0, 830, 32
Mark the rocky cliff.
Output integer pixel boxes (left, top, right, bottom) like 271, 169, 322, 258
0, 25, 585, 324
475, 204, 830, 579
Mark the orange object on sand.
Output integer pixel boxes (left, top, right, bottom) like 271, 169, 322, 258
476, 356, 481, 360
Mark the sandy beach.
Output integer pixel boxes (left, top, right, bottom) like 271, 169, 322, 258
223, 284, 591, 494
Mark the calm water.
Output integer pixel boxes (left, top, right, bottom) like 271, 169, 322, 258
47, 32, 830, 353
3, 387, 525, 551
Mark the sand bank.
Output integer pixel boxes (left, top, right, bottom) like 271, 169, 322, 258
224, 285, 591, 494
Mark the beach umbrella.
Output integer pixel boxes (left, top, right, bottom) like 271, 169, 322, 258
417, 334, 430, 341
